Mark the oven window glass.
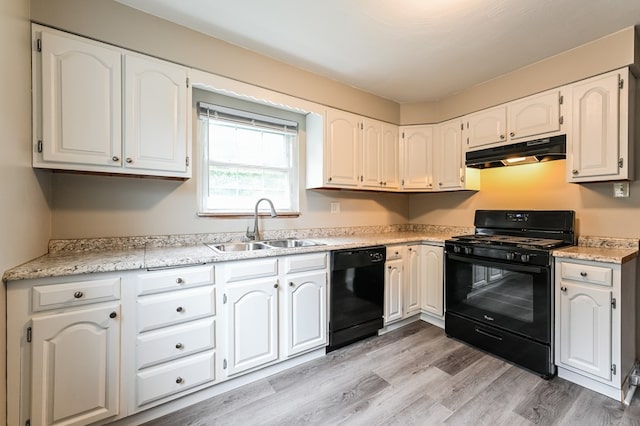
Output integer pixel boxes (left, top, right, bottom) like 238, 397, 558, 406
446, 255, 550, 343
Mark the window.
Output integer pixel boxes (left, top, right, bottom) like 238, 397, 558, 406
199, 102, 299, 214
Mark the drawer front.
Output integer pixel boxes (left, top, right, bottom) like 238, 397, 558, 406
136, 351, 215, 406
560, 262, 612, 287
137, 318, 215, 369
284, 252, 328, 274
137, 265, 214, 296
386, 246, 404, 260
32, 277, 121, 312
224, 258, 278, 283
137, 286, 215, 332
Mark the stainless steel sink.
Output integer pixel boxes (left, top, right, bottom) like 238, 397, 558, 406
207, 242, 271, 252
263, 239, 325, 248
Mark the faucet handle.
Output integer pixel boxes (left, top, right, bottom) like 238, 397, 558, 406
245, 226, 256, 241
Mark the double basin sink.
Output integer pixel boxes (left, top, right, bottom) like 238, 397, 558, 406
207, 238, 325, 253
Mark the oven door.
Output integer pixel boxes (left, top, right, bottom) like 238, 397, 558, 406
445, 253, 551, 343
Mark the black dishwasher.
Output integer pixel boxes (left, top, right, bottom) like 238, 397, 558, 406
328, 246, 386, 352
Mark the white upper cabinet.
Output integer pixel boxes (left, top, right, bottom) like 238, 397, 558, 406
381, 123, 401, 190
435, 119, 465, 191
32, 25, 192, 179
36, 29, 122, 168
325, 109, 361, 187
466, 106, 507, 150
567, 68, 634, 182
361, 117, 383, 189
401, 125, 434, 190
465, 89, 564, 152
508, 91, 561, 141
124, 54, 189, 174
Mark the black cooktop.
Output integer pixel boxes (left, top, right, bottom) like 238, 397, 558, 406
449, 234, 568, 250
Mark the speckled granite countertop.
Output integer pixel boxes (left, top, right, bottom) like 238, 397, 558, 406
552, 236, 639, 264
3, 224, 472, 282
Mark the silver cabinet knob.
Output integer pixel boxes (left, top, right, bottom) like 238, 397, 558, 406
274, 283, 279, 289
510, 132, 515, 137
175, 342, 184, 349
289, 282, 294, 287
112, 156, 119, 162
73, 291, 84, 299
438, 182, 443, 186
176, 377, 183, 384
500, 134, 505, 140
109, 311, 117, 319
560, 286, 567, 292
328, 177, 333, 182
176, 277, 184, 284
580, 271, 588, 277
572, 170, 579, 175
125, 158, 133, 164
176, 306, 184, 313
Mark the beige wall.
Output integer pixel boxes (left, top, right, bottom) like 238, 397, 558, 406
410, 160, 640, 239
1, 0, 53, 421
401, 27, 638, 125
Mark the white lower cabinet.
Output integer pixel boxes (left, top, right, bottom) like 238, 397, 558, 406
384, 244, 444, 327
555, 258, 636, 401
7, 275, 123, 426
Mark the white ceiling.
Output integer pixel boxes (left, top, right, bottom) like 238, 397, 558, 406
115, 0, 640, 103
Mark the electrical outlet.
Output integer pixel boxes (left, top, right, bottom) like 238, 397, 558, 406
330, 202, 341, 214
613, 182, 629, 198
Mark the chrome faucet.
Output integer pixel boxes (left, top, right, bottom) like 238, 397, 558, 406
246, 198, 277, 241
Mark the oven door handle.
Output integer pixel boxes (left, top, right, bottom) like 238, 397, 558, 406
446, 254, 544, 274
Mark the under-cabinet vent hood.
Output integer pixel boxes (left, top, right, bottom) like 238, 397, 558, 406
466, 135, 566, 169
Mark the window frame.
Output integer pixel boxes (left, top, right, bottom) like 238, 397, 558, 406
197, 102, 301, 216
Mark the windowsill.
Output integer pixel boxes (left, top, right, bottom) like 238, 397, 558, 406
196, 212, 301, 218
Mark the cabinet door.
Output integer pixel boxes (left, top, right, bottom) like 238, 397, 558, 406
401, 126, 434, 189
569, 72, 621, 180
404, 247, 421, 316
361, 118, 382, 189
284, 271, 327, 356
39, 30, 122, 167
124, 54, 189, 174
558, 281, 612, 380
31, 304, 120, 426
508, 91, 561, 140
325, 109, 361, 187
466, 106, 507, 149
225, 279, 279, 375
436, 119, 464, 191
421, 245, 444, 317
381, 123, 400, 190
384, 257, 404, 324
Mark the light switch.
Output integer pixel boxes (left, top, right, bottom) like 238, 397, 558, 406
330, 202, 341, 214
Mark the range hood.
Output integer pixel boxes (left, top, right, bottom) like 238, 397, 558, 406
466, 134, 566, 169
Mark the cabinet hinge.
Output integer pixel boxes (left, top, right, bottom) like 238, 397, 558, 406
559, 116, 564, 125
186, 77, 190, 88
37, 140, 43, 153
223, 359, 227, 369
185, 156, 189, 167
559, 95, 563, 105
466, 137, 469, 145
612, 297, 617, 309
619, 79, 624, 90
619, 158, 624, 169
460, 123, 464, 131
223, 294, 227, 304
401, 131, 405, 139
401, 179, 405, 186
36, 39, 42, 52
27, 327, 32, 343
360, 122, 363, 130
612, 364, 617, 375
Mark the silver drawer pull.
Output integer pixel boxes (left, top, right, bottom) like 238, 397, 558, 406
580, 271, 587, 277
73, 291, 84, 299
176, 277, 184, 284
176, 306, 184, 313
175, 342, 184, 349
176, 377, 183, 384
560, 286, 567, 292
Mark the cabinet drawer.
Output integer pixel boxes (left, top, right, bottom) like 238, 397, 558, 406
224, 258, 278, 283
136, 351, 215, 406
137, 318, 215, 369
284, 252, 328, 274
137, 286, 215, 332
137, 265, 214, 296
386, 246, 404, 260
32, 277, 120, 312
560, 262, 612, 287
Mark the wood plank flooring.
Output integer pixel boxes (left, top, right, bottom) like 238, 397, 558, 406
143, 321, 640, 425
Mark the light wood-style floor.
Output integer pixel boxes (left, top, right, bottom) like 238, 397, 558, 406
144, 321, 640, 425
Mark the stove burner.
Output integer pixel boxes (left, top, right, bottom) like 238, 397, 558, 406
451, 234, 566, 249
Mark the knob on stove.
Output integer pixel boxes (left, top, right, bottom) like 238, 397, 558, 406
521, 254, 530, 262
453, 246, 461, 254
505, 252, 515, 261
464, 247, 473, 255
